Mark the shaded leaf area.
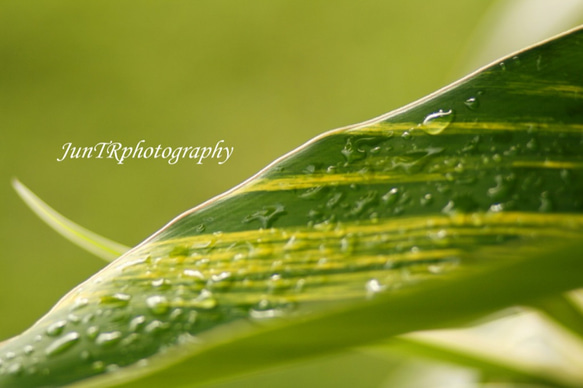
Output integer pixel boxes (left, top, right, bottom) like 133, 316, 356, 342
1, 27, 583, 387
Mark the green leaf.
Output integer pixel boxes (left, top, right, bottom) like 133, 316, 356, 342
11, 178, 130, 262
2, 26, 583, 388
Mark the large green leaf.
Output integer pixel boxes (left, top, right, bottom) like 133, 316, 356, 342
2, 26, 583, 388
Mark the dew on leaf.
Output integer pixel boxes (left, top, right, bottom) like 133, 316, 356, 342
100, 293, 131, 307
129, 316, 147, 332
120, 333, 140, 347
464, 97, 479, 110
144, 320, 170, 335
45, 332, 80, 357
146, 295, 170, 315
91, 361, 105, 372
23, 345, 34, 356
86, 326, 100, 341
192, 289, 218, 309
242, 204, 286, 228
46, 320, 67, 337
382, 188, 399, 205
6, 362, 22, 376
95, 332, 122, 347
419, 109, 454, 135
151, 279, 171, 289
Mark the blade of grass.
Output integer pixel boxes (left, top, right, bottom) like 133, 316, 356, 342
11, 178, 130, 261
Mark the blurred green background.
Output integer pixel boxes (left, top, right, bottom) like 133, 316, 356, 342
1, 1, 581, 386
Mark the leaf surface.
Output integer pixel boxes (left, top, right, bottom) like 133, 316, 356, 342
2, 26, 583, 388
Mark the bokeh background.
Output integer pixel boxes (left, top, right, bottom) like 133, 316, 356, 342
1, 1, 582, 386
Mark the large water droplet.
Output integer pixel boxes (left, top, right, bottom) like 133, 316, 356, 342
419, 109, 454, 135
45, 332, 80, 357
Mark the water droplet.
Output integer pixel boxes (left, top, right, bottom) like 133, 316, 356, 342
382, 188, 399, 205
100, 293, 131, 307
242, 204, 286, 228
80, 350, 91, 360
129, 316, 147, 332
350, 191, 378, 216
489, 203, 504, 213
86, 326, 100, 340
120, 333, 140, 347
340, 234, 356, 254
144, 320, 170, 334
7, 362, 22, 376
146, 295, 170, 315
68, 314, 81, 324
91, 361, 105, 372
169, 245, 192, 257
420, 193, 433, 206
25, 366, 38, 376
210, 272, 231, 283
526, 138, 538, 151
341, 137, 365, 163
186, 311, 198, 325
23, 345, 34, 356
539, 192, 554, 212
192, 289, 217, 309
249, 299, 289, 320
487, 174, 515, 201
183, 269, 205, 280
170, 308, 183, 321
45, 332, 80, 357
46, 320, 67, 337
326, 192, 344, 209
365, 279, 386, 295
71, 298, 89, 311
560, 169, 571, 184
151, 279, 171, 289
419, 109, 454, 135
299, 186, 326, 200
96, 331, 122, 347
512, 55, 521, 66
464, 97, 479, 110
441, 194, 479, 214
